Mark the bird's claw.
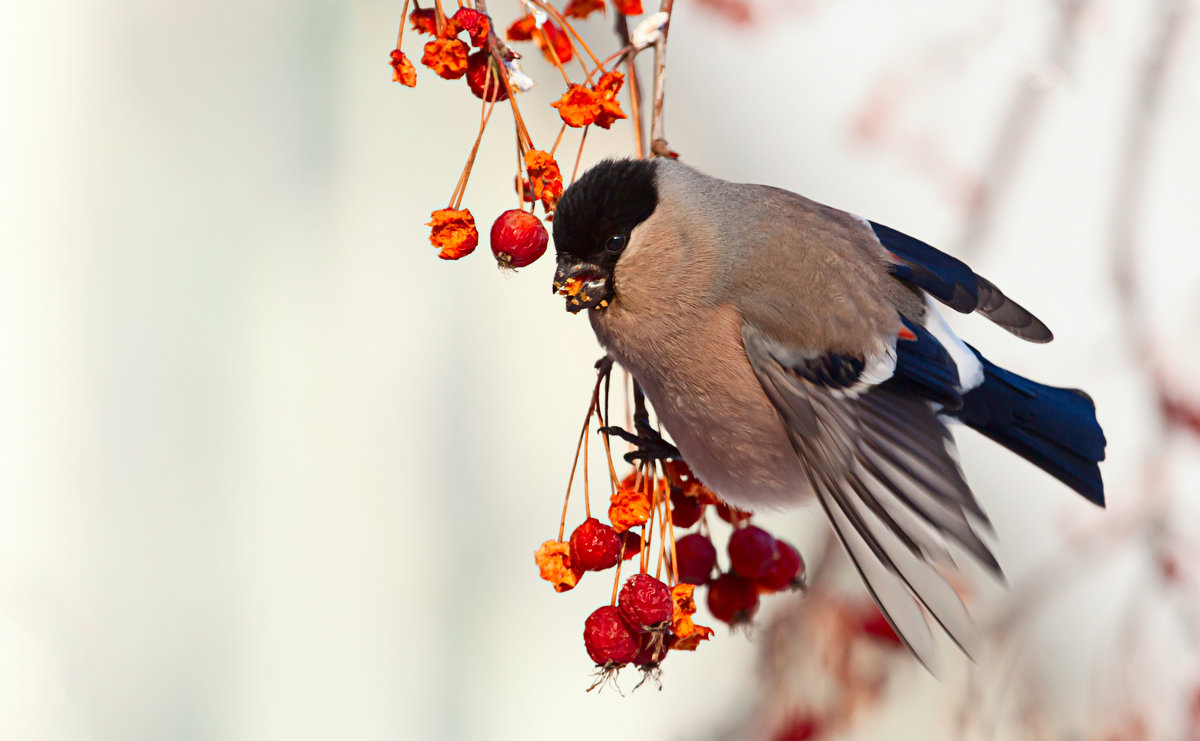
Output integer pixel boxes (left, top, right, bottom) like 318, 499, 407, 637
598, 424, 680, 463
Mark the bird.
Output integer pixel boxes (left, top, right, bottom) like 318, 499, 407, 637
550, 156, 1106, 668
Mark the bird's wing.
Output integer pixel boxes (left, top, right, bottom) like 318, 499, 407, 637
741, 322, 999, 669
869, 220, 1054, 343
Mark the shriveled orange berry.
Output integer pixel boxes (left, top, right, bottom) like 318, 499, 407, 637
608, 484, 651, 533
505, 14, 536, 41
451, 7, 491, 47
535, 539, 583, 593
533, 21, 573, 64
551, 84, 601, 128
390, 49, 417, 87
564, 0, 606, 18
523, 149, 564, 212
427, 208, 478, 260
592, 97, 627, 129
594, 70, 624, 98
614, 0, 644, 14
670, 583, 714, 650
421, 38, 469, 80
409, 6, 438, 34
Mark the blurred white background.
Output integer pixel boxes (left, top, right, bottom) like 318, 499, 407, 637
2, 0, 1198, 739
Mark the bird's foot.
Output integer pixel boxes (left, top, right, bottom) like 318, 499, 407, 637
598, 424, 680, 464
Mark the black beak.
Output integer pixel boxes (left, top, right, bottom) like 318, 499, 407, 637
552, 256, 613, 313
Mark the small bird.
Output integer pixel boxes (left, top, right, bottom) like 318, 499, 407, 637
551, 157, 1106, 666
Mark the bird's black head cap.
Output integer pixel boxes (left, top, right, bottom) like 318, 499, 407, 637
551, 158, 660, 312
553, 158, 660, 263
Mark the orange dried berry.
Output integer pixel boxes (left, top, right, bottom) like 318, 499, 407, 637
551, 84, 601, 128
505, 14, 536, 41
613, 0, 644, 14
421, 38, 469, 80
390, 49, 417, 87
608, 484, 651, 533
535, 21, 574, 64
427, 208, 479, 260
564, 0, 606, 18
409, 6, 438, 34
592, 97, 627, 130
594, 70, 624, 98
451, 7, 491, 47
524, 149, 564, 212
670, 584, 714, 651
535, 539, 583, 592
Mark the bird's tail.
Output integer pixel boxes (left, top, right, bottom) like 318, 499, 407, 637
950, 347, 1106, 506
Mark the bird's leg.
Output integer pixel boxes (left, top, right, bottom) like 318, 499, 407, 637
599, 379, 680, 463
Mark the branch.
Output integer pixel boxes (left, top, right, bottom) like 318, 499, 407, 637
649, 0, 674, 157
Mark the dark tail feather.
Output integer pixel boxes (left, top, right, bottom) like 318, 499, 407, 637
950, 347, 1107, 506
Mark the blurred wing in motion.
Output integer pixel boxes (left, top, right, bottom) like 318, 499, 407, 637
741, 323, 998, 668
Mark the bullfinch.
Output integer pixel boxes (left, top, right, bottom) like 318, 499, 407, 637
551, 157, 1106, 667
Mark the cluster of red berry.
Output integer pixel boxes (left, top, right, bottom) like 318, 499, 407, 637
538, 437, 807, 685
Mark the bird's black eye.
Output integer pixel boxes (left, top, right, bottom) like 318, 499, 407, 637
605, 234, 627, 253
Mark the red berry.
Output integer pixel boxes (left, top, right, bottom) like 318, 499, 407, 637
569, 517, 621, 572
465, 50, 509, 102
632, 632, 668, 667
774, 714, 823, 741
706, 572, 759, 624
619, 530, 642, 560
715, 500, 753, 525
617, 574, 673, 633
583, 605, 640, 665
669, 487, 703, 528
756, 539, 805, 592
728, 525, 777, 580
489, 209, 547, 269
674, 533, 717, 585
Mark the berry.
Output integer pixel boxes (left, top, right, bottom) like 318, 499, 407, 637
674, 533, 717, 585
756, 539, 805, 592
489, 209, 548, 268
465, 50, 509, 102
728, 525, 777, 580
619, 530, 642, 560
617, 574, 673, 633
632, 632, 668, 667
715, 500, 753, 525
569, 517, 621, 572
583, 605, 640, 665
669, 487, 703, 528
706, 572, 759, 624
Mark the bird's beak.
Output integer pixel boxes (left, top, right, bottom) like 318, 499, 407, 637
552, 256, 613, 313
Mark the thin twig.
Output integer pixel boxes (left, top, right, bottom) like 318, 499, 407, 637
614, 15, 645, 159
649, 0, 674, 157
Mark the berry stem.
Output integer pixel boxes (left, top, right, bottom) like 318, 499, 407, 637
396, 0, 412, 49
448, 94, 497, 210
571, 126, 589, 185
559, 370, 608, 541
583, 398, 592, 520
593, 401, 620, 497
535, 26, 572, 86
649, 0, 674, 156
611, 543, 624, 606
664, 467, 679, 586
613, 14, 645, 159
550, 122, 567, 157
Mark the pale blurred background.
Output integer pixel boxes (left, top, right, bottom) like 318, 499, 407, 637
2, 0, 1199, 739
